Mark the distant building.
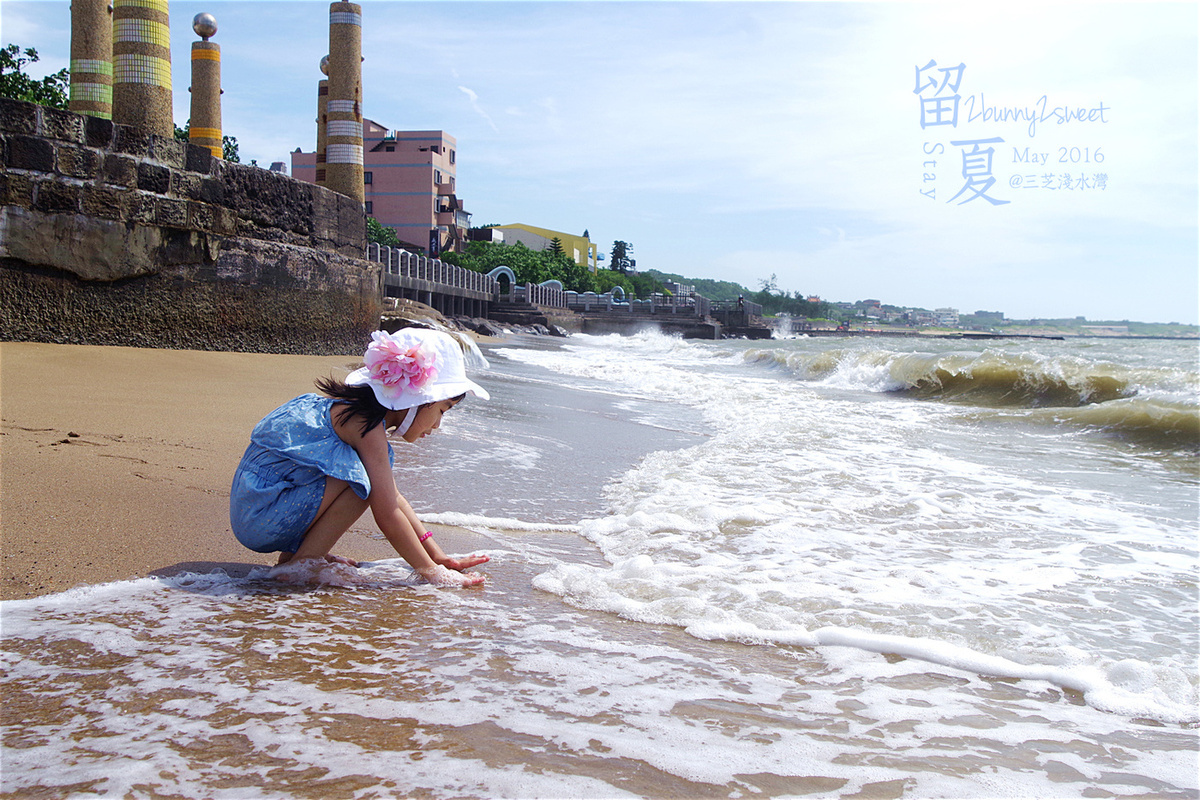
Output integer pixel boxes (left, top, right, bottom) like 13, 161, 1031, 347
934, 307, 960, 327
268, 161, 288, 175
491, 223, 598, 271
468, 227, 504, 243
292, 119, 469, 255
904, 309, 936, 326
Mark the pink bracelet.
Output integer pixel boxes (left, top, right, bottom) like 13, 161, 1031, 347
418, 531, 433, 543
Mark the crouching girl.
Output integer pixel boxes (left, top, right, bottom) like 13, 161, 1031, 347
230, 328, 490, 586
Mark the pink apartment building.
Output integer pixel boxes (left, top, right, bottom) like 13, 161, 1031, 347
291, 118, 470, 255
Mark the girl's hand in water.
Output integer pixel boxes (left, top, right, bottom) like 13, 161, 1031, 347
439, 554, 490, 572
418, 563, 486, 587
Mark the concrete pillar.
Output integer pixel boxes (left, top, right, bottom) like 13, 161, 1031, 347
316, 58, 328, 186
111, 0, 173, 137
325, 2, 364, 205
69, 0, 114, 119
188, 13, 222, 158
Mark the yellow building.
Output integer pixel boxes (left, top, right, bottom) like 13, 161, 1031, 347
492, 224, 598, 272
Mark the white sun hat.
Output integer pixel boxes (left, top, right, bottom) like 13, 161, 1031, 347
346, 328, 490, 413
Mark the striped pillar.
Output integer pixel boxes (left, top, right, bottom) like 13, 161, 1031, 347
69, 0, 114, 119
111, 0, 173, 138
189, 30, 221, 158
316, 70, 328, 186
325, 2, 364, 205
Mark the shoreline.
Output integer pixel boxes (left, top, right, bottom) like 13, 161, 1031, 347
1, 333, 702, 601
787, 328, 1198, 341
0, 342, 470, 600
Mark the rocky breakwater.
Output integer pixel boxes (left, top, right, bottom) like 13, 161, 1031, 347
0, 97, 381, 354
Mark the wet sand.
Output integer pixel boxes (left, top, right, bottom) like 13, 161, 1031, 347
0, 342, 481, 600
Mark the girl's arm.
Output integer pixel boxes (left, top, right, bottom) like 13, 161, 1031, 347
396, 497, 491, 572
339, 419, 484, 586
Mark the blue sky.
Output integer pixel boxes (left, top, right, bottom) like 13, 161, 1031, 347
4, 0, 1198, 323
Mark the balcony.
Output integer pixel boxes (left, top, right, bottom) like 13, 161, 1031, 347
436, 180, 456, 196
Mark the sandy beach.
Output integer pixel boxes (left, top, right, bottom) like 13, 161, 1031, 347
0, 342, 449, 600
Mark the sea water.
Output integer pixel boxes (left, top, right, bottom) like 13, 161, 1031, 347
2, 331, 1197, 798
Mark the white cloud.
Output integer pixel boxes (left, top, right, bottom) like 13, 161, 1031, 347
458, 85, 499, 132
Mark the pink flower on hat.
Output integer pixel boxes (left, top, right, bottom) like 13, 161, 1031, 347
363, 333, 438, 401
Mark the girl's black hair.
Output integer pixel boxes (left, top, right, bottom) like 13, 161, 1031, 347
315, 377, 467, 437
315, 376, 389, 436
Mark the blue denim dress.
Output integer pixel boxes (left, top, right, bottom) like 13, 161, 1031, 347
230, 394, 395, 554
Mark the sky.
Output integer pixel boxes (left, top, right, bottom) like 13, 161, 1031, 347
3, 0, 1198, 323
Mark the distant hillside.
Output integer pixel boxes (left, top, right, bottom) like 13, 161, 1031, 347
642, 269, 751, 302
638, 270, 1196, 333
991, 318, 1198, 338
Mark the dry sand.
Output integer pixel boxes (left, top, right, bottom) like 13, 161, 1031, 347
0, 342, 446, 600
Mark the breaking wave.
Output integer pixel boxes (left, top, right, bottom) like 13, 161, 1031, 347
743, 344, 1199, 450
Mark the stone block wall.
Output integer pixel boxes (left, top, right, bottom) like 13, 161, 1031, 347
0, 96, 381, 354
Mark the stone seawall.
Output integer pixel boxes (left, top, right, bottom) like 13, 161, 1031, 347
0, 97, 381, 354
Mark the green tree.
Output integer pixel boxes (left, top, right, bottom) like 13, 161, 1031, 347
627, 272, 665, 299
500, 243, 553, 285
610, 240, 634, 273
173, 120, 241, 162
0, 44, 69, 109
441, 240, 600, 292
443, 241, 548, 285
595, 268, 634, 296
366, 217, 401, 247
547, 251, 597, 293
642, 269, 750, 302
548, 237, 565, 256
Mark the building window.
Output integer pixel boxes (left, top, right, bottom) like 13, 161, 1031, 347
434, 170, 442, 185
364, 171, 373, 185
385, 145, 394, 152
449, 149, 456, 164
365, 201, 373, 214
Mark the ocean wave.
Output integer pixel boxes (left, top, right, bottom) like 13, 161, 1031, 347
744, 345, 1195, 410
533, 556, 1199, 726
423, 511, 581, 534
1011, 396, 1200, 452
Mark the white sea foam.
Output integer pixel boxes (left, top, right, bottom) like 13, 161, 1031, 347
519, 333, 1200, 726
5, 562, 1194, 799
423, 510, 581, 534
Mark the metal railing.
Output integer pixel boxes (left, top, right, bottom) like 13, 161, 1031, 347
710, 298, 763, 317
566, 291, 712, 317
362, 248, 746, 322
511, 282, 567, 308
365, 244, 499, 296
